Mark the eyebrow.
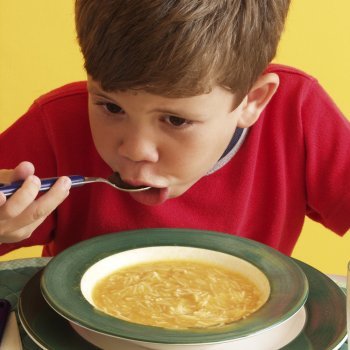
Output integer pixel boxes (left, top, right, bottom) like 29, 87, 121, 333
88, 85, 203, 119
88, 86, 116, 100
152, 107, 201, 119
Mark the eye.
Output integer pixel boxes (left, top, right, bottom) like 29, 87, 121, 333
165, 115, 192, 127
105, 103, 124, 114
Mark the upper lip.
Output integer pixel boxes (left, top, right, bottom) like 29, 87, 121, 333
122, 177, 165, 189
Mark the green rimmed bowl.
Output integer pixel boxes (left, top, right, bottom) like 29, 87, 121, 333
41, 229, 308, 350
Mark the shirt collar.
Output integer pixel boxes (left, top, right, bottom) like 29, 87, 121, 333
207, 127, 248, 175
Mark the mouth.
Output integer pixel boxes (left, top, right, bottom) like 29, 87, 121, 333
110, 172, 170, 205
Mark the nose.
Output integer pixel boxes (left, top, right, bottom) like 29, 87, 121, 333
118, 126, 159, 163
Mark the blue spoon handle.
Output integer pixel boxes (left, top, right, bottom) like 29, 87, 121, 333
0, 175, 86, 197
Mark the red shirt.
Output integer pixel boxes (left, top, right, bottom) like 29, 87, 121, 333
1, 64, 349, 256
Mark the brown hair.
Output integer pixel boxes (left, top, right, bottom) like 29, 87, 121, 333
75, 0, 290, 98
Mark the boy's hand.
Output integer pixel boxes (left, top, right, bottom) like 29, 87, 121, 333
0, 161, 71, 243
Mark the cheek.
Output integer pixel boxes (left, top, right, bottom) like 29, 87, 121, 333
167, 127, 235, 180
198, 121, 238, 158
88, 109, 117, 165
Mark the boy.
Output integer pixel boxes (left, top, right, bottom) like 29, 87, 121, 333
0, 0, 349, 257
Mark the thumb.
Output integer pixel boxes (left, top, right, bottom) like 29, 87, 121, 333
0, 161, 35, 184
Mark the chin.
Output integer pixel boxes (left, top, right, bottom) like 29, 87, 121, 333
168, 183, 195, 198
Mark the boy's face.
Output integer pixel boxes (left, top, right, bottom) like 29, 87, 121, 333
87, 78, 246, 205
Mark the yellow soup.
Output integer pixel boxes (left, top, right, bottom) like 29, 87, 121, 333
92, 260, 264, 329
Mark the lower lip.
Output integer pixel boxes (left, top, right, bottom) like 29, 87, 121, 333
129, 187, 170, 206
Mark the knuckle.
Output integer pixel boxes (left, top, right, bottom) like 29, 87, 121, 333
0, 226, 31, 243
0, 205, 16, 219
31, 205, 49, 221
0, 226, 6, 237
25, 183, 40, 198
12, 228, 33, 242
17, 228, 33, 241
0, 221, 12, 238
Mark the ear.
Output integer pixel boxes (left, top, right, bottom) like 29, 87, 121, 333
237, 73, 279, 128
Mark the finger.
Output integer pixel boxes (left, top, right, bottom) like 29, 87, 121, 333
2, 176, 71, 229
23, 176, 71, 222
0, 161, 35, 184
0, 175, 41, 219
0, 216, 46, 243
0, 169, 14, 184
13, 161, 35, 180
0, 177, 71, 243
0, 192, 5, 206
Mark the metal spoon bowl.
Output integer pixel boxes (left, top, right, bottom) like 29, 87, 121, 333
87, 172, 151, 192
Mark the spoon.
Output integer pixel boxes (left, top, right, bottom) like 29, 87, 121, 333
0, 173, 151, 197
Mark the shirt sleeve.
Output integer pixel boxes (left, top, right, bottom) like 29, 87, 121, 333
0, 102, 57, 255
302, 80, 350, 234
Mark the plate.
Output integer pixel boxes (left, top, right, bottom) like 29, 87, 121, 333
40, 229, 308, 344
18, 260, 347, 349
69, 307, 307, 350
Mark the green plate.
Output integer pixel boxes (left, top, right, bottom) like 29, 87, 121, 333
18, 270, 99, 350
41, 229, 308, 344
18, 258, 347, 349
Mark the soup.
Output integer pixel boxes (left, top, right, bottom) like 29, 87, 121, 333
92, 260, 265, 329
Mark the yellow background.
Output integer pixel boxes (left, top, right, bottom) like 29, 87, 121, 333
0, 1, 349, 274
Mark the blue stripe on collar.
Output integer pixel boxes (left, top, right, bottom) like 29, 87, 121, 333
220, 127, 244, 159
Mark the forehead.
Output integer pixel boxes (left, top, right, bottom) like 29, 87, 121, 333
87, 77, 237, 112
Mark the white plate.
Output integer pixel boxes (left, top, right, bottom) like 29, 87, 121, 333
18, 259, 347, 349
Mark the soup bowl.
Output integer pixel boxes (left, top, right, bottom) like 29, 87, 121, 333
41, 229, 308, 350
